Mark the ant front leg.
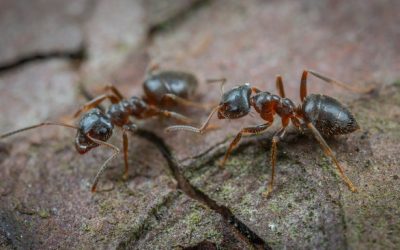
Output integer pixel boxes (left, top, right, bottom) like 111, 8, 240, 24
262, 127, 286, 198
73, 94, 121, 118
121, 123, 137, 180
220, 123, 271, 168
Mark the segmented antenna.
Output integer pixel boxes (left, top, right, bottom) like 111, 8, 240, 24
0, 122, 78, 139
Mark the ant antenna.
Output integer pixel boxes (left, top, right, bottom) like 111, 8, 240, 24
87, 134, 120, 192
146, 61, 161, 75
165, 105, 221, 134
206, 78, 227, 98
0, 122, 78, 139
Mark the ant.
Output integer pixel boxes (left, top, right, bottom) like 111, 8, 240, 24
166, 70, 371, 197
0, 68, 209, 192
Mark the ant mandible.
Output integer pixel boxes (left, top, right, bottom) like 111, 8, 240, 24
167, 70, 370, 197
0, 68, 208, 192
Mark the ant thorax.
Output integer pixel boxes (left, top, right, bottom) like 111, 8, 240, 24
250, 92, 296, 119
106, 97, 149, 126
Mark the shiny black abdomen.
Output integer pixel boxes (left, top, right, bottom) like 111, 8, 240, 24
143, 71, 198, 105
302, 94, 359, 136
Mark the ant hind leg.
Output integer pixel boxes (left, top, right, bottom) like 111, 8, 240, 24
302, 69, 374, 98
306, 122, 357, 192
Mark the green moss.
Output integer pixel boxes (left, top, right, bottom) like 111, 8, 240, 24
81, 223, 91, 232
38, 209, 50, 219
187, 210, 202, 226
267, 201, 283, 214
205, 228, 222, 241
98, 200, 114, 216
219, 183, 235, 201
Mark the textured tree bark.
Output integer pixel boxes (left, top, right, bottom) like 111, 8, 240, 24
1, 0, 400, 249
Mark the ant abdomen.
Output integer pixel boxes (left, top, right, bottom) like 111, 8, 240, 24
143, 71, 198, 106
302, 94, 359, 136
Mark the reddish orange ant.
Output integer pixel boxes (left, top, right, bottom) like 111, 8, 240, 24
0, 69, 208, 192
167, 70, 371, 197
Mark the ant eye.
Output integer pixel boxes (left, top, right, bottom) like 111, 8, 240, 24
99, 127, 108, 135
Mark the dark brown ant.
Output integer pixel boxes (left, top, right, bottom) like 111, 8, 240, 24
167, 70, 371, 197
0, 69, 208, 192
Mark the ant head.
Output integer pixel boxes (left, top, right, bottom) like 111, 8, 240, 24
75, 108, 114, 154
218, 84, 252, 119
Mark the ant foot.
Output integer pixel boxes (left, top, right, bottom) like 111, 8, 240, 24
349, 185, 358, 193
218, 159, 226, 169
262, 188, 273, 198
122, 173, 129, 181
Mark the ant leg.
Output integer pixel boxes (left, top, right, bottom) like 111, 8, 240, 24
73, 94, 120, 118
121, 124, 137, 180
304, 69, 374, 95
104, 85, 124, 100
300, 70, 308, 101
161, 93, 213, 110
276, 75, 285, 98
291, 116, 305, 133
149, 106, 193, 124
220, 123, 271, 168
87, 134, 120, 192
122, 130, 129, 180
251, 87, 262, 93
165, 105, 221, 133
306, 122, 357, 192
262, 127, 286, 198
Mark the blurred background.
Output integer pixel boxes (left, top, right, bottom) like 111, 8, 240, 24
0, 0, 399, 249
0, 0, 399, 131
